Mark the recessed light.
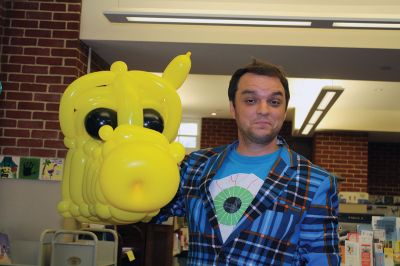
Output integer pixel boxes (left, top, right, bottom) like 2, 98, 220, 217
211, 112, 217, 116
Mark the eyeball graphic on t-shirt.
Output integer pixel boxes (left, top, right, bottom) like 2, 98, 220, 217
210, 173, 264, 226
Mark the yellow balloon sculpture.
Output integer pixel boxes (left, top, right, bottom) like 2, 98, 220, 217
57, 52, 191, 224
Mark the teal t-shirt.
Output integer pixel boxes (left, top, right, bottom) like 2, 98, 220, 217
209, 145, 281, 242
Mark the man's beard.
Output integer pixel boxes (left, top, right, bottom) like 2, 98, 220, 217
238, 126, 278, 145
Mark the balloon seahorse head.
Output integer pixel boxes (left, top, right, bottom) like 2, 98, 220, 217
57, 53, 191, 224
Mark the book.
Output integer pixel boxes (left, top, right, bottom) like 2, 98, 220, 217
360, 231, 373, 266
374, 242, 384, 266
0, 233, 11, 265
345, 240, 360, 266
385, 247, 395, 266
372, 216, 400, 241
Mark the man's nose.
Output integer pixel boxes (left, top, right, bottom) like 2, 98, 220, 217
256, 101, 270, 114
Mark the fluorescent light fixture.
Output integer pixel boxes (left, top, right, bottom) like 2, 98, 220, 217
308, 110, 323, 124
299, 86, 344, 136
333, 22, 400, 29
317, 91, 336, 110
126, 16, 311, 27
302, 124, 314, 135
105, 12, 400, 29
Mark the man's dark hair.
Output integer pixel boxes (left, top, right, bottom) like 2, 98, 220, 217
228, 59, 290, 109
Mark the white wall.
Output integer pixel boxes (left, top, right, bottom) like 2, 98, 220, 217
0, 179, 63, 241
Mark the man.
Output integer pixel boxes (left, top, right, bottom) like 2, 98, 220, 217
156, 59, 340, 265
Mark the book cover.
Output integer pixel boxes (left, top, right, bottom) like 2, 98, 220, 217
39, 158, 64, 181
394, 240, 400, 266
385, 247, 395, 266
372, 216, 399, 241
374, 242, 384, 266
360, 231, 373, 266
0, 233, 11, 265
0, 156, 19, 179
18, 157, 40, 180
345, 240, 360, 266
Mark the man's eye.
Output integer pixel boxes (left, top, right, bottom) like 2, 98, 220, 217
269, 99, 281, 106
245, 99, 257, 104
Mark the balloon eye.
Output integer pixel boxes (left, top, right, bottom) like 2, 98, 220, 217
85, 108, 117, 140
143, 109, 164, 133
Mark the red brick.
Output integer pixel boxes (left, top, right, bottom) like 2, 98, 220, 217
0, 137, 17, 146
46, 121, 61, 130
36, 56, 63, 65
32, 111, 59, 121
67, 21, 79, 30
40, 20, 66, 30
20, 83, 47, 92
18, 101, 45, 110
26, 11, 52, 20
25, 29, 52, 38
63, 76, 76, 84
22, 65, 49, 74
6, 110, 32, 119
13, 1, 39, 10
2, 147, 30, 156
2, 63, 22, 72
10, 55, 36, 64
0, 118, 17, 127
12, 19, 39, 28
31, 129, 58, 139
40, 3, 66, 12
17, 120, 44, 129
7, 10, 26, 19
50, 65, 76, 75
53, 30, 79, 39
36, 75, 62, 84
30, 148, 56, 158
3, 81, 19, 91
44, 140, 65, 149
57, 149, 68, 159
18, 138, 43, 147
34, 93, 60, 102
68, 4, 81, 12
2, 45, 23, 54
4, 128, 30, 137
7, 92, 33, 101
9, 73, 35, 82
46, 103, 60, 111
53, 12, 80, 21
52, 48, 78, 57
48, 84, 67, 93
37, 38, 64, 48
3, 27, 24, 36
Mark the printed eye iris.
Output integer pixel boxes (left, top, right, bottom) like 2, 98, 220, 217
143, 109, 164, 133
84, 108, 117, 140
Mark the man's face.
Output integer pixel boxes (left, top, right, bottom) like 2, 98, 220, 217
230, 72, 287, 147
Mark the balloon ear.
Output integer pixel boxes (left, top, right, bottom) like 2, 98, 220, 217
162, 52, 191, 90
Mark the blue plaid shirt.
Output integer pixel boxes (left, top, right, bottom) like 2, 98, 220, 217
155, 137, 340, 265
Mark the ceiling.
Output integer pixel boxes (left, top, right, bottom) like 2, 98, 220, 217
80, 0, 400, 142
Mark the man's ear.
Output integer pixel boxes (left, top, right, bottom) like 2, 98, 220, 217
229, 101, 236, 119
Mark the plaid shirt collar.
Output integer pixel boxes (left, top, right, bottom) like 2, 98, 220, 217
198, 136, 300, 245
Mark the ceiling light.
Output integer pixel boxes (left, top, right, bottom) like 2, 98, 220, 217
126, 16, 312, 27
105, 12, 312, 27
299, 86, 344, 136
332, 22, 400, 29
211, 112, 217, 116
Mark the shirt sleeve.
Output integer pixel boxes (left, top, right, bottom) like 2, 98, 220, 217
298, 174, 341, 266
151, 155, 189, 224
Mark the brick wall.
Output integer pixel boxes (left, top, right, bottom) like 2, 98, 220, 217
368, 142, 400, 195
313, 132, 369, 192
0, 0, 107, 159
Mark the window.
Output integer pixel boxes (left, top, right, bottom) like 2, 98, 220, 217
175, 119, 201, 153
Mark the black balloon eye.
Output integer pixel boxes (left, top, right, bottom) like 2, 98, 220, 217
85, 108, 117, 140
143, 109, 164, 133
